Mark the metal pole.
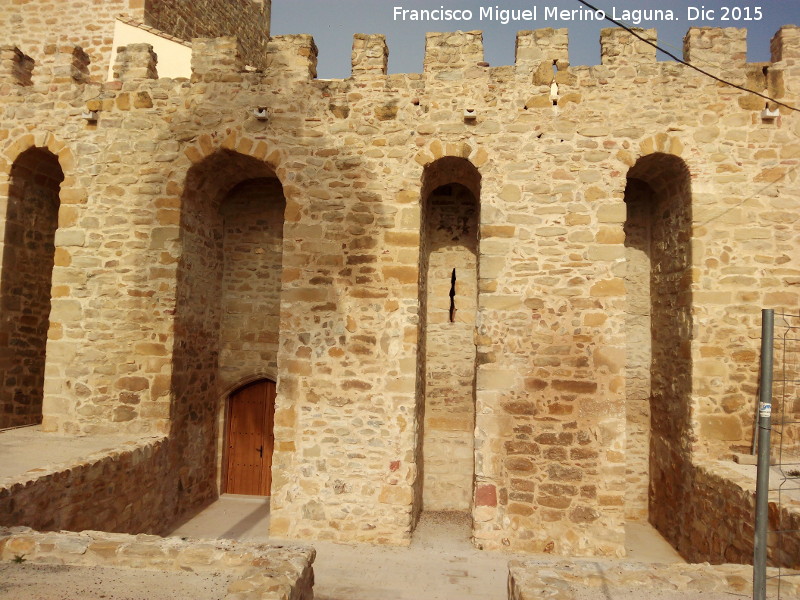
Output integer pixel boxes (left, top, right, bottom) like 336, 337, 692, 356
754, 308, 774, 600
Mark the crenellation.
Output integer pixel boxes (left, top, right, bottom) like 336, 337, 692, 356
266, 35, 318, 80
683, 27, 747, 80
0, 46, 34, 87
515, 28, 569, 72
1, 0, 138, 79
57, 45, 91, 84
600, 28, 657, 66
1, 24, 789, 92
351, 34, 388, 77
112, 43, 158, 81
191, 37, 245, 81
424, 30, 484, 74
771, 25, 800, 63
770, 26, 800, 99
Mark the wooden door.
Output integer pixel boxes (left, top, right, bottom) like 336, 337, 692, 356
225, 379, 275, 496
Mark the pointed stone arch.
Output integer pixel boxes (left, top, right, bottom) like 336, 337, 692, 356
638, 133, 685, 159
615, 133, 687, 174
414, 139, 489, 173
180, 131, 286, 178
0, 132, 75, 169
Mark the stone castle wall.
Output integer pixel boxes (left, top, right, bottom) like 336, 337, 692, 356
0, 16, 799, 560
0, 438, 178, 534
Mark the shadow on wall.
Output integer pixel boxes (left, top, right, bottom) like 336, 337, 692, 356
623, 151, 694, 546
0, 147, 63, 429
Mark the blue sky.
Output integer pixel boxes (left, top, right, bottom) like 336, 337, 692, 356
271, 0, 800, 78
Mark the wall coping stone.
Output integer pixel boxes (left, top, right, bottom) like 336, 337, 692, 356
0, 527, 315, 600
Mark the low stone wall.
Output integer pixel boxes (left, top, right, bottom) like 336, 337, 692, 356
0, 437, 182, 535
508, 559, 800, 600
659, 458, 800, 568
0, 528, 315, 600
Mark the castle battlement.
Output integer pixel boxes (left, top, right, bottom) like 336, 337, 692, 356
2, 25, 796, 131
4, 25, 798, 89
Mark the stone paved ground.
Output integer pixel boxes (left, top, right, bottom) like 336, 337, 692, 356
173, 503, 512, 599
311, 511, 511, 600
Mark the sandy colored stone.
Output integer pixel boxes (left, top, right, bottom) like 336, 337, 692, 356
0, 4, 798, 564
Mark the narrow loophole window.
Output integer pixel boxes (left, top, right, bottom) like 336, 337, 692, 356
449, 268, 456, 323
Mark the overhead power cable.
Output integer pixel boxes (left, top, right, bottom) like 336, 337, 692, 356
574, 0, 800, 113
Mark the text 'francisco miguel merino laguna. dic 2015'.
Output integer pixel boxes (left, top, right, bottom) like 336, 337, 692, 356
393, 6, 681, 26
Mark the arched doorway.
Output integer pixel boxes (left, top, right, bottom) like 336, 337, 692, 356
623, 151, 693, 526
224, 379, 276, 496
172, 148, 286, 507
418, 157, 481, 513
0, 147, 63, 428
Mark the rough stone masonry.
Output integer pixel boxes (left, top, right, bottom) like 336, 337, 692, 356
0, 0, 799, 565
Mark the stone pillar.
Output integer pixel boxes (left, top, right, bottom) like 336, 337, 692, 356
424, 30, 483, 74
266, 35, 318, 80
113, 43, 158, 81
601, 28, 657, 66
0, 46, 33, 87
351, 34, 388, 77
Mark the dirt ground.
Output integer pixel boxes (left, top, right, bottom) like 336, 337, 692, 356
572, 589, 752, 599
169, 498, 686, 600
